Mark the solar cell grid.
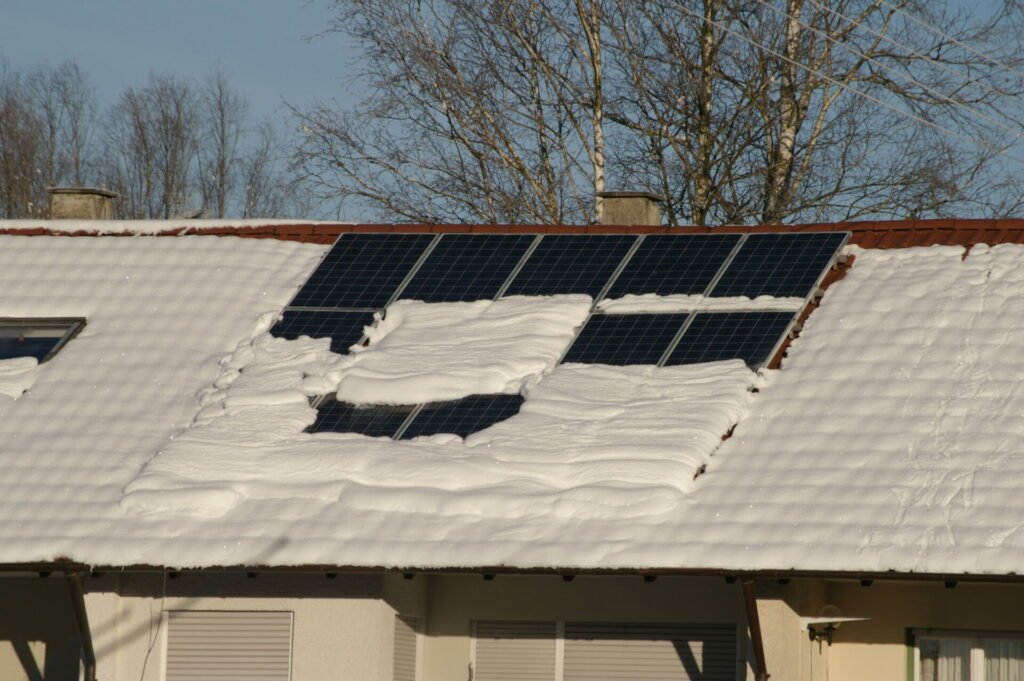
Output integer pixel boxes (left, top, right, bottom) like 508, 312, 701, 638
399, 394, 525, 439
710, 232, 846, 299
605, 234, 741, 298
398, 234, 535, 303
503, 234, 636, 298
289, 233, 435, 309
562, 313, 689, 365
309, 398, 415, 437
664, 311, 794, 368
270, 310, 372, 354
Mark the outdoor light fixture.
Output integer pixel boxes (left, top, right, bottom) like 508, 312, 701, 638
802, 605, 869, 646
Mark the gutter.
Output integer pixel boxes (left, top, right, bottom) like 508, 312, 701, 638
66, 572, 97, 681
742, 579, 769, 681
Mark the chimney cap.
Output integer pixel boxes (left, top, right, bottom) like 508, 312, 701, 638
597, 190, 665, 202
47, 186, 119, 199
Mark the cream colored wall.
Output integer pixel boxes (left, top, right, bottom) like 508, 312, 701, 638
421, 574, 754, 681
0, 572, 422, 681
827, 581, 1024, 681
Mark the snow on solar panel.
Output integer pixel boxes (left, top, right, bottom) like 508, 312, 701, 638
309, 398, 415, 437
289, 233, 435, 309
502, 234, 637, 298
710, 232, 847, 299
398, 394, 525, 439
664, 311, 795, 368
270, 310, 373, 355
398, 234, 535, 303
605, 234, 741, 298
562, 313, 689, 365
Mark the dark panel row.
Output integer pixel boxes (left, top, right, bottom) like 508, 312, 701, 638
283, 232, 848, 309
562, 311, 795, 369
309, 393, 525, 439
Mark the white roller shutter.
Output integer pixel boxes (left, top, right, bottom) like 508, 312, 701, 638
165, 610, 293, 681
474, 621, 558, 681
394, 615, 420, 681
563, 623, 736, 681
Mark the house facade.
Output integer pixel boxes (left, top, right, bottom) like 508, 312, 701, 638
3, 215, 1024, 681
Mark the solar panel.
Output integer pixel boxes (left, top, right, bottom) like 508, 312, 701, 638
710, 232, 846, 299
270, 310, 372, 354
309, 398, 415, 437
399, 394, 525, 439
289, 233, 435, 309
663, 311, 794, 368
398, 234, 534, 303
562, 313, 689, 365
605, 234, 741, 298
503, 234, 636, 298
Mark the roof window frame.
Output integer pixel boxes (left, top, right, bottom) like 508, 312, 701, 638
0, 317, 87, 363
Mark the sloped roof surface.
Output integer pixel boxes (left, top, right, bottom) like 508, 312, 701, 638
2, 221, 1024, 575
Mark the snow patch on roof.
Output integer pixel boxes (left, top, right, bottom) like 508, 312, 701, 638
0, 357, 38, 402
121, 327, 755, 545
336, 296, 592, 404
681, 243, 1024, 574
597, 293, 805, 314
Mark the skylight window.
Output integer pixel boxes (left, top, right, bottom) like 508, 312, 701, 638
0, 318, 86, 363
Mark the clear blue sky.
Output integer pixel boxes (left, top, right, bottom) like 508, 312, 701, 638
0, 0, 360, 120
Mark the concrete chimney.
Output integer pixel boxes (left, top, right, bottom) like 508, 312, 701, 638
48, 187, 119, 220
597, 191, 664, 226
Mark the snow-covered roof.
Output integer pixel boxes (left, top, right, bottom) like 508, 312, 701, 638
3, 220, 1024, 576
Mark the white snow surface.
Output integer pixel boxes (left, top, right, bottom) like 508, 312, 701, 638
0, 356, 39, 402
8, 234, 1024, 575
122, 357, 755, 523
0, 218, 341, 235
335, 296, 592, 404
597, 293, 804, 314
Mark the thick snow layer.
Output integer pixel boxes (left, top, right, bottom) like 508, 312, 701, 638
122, 347, 755, 535
0, 356, 38, 402
681, 244, 1024, 574
11, 234, 1024, 574
597, 293, 804, 314
0, 218, 342, 235
0, 235, 324, 564
335, 296, 592, 404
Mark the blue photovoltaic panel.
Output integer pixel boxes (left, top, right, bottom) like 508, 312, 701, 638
664, 311, 794, 368
503, 234, 637, 298
562, 313, 689, 365
711, 232, 846, 299
399, 394, 525, 439
270, 310, 372, 354
398, 234, 534, 302
309, 398, 415, 437
289, 233, 434, 309
605, 234, 741, 298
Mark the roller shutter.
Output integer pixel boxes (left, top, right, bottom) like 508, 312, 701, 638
394, 615, 420, 681
563, 623, 736, 681
474, 621, 557, 681
165, 610, 293, 681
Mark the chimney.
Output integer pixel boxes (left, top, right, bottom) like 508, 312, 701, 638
597, 191, 664, 226
48, 187, 119, 220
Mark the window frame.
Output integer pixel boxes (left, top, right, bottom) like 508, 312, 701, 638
0, 317, 86, 363
912, 628, 1024, 681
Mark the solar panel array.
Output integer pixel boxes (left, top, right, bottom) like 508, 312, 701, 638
272, 230, 849, 438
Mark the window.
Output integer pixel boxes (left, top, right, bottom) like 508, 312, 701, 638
472, 620, 739, 681
915, 631, 1024, 681
0, 318, 85, 363
165, 610, 293, 681
394, 615, 421, 681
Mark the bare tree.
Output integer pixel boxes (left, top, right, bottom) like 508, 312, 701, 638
100, 73, 198, 218
294, 0, 612, 224
197, 68, 248, 217
301, 0, 1024, 225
